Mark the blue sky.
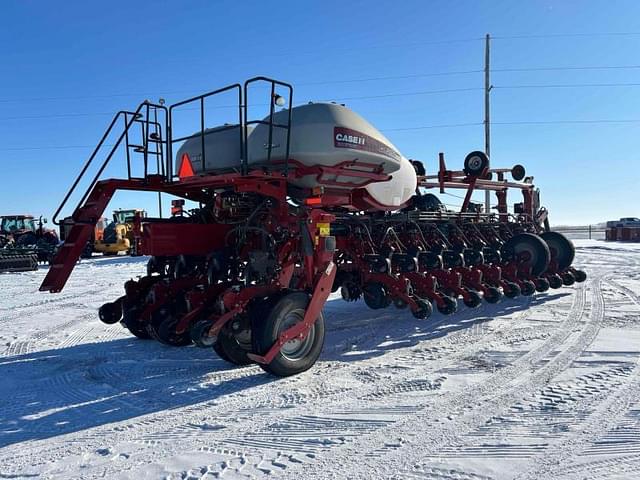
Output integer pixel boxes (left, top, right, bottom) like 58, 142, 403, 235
1, 0, 638, 225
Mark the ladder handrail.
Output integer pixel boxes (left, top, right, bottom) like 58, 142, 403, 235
52, 109, 140, 225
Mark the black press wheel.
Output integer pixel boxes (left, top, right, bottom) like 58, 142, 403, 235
98, 300, 122, 325
252, 292, 325, 377
463, 290, 482, 308
483, 286, 502, 304
437, 295, 458, 315
573, 270, 587, 283
463, 151, 489, 176
411, 298, 433, 320
213, 316, 253, 366
503, 282, 521, 299
535, 277, 550, 292
157, 316, 192, 347
121, 303, 152, 340
562, 271, 576, 286
521, 280, 536, 296
548, 274, 563, 289
363, 282, 391, 310
540, 231, 575, 271
501, 233, 551, 277
146, 298, 191, 347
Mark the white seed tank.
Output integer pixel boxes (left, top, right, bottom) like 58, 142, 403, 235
175, 102, 416, 208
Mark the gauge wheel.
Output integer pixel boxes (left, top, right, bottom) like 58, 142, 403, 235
252, 292, 325, 377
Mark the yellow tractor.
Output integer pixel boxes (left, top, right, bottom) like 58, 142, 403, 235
94, 209, 146, 256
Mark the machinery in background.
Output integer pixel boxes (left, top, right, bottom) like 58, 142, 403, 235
94, 209, 147, 256
0, 215, 59, 272
60, 216, 108, 258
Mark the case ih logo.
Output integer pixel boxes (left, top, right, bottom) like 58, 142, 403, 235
334, 126, 400, 161
335, 130, 366, 146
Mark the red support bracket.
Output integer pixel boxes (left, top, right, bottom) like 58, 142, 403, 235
247, 261, 336, 365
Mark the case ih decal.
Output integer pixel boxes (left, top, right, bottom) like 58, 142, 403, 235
334, 126, 401, 161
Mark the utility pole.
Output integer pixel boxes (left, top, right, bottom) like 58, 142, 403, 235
484, 33, 491, 214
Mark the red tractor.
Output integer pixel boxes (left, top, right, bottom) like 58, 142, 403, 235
40, 77, 585, 376
0, 215, 59, 271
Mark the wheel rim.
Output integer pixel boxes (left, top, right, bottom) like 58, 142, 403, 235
275, 308, 315, 361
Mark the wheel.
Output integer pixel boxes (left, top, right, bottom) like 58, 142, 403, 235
501, 233, 551, 277
411, 160, 426, 176
147, 300, 191, 347
463, 290, 482, 308
463, 151, 489, 176
190, 320, 217, 348
121, 303, 152, 340
363, 282, 391, 310
548, 274, 563, 289
411, 298, 433, 320
98, 301, 122, 325
511, 164, 526, 181
573, 270, 587, 283
157, 316, 192, 347
463, 249, 484, 267
252, 292, 325, 377
521, 280, 536, 296
540, 231, 575, 271
483, 286, 502, 304
213, 317, 253, 366
437, 295, 458, 315
535, 278, 550, 292
503, 282, 521, 299
562, 272, 576, 286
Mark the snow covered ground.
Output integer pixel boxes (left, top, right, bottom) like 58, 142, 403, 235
1, 240, 639, 479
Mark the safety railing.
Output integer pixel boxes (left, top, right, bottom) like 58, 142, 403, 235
168, 84, 242, 179
52, 101, 168, 225
244, 77, 294, 176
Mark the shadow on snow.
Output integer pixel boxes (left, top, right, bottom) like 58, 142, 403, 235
0, 291, 569, 448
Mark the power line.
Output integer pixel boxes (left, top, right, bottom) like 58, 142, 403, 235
493, 65, 640, 73
3, 117, 639, 151
496, 82, 640, 89
492, 31, 640, 40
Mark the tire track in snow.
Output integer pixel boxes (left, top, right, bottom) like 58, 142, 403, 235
289, 277, 595, 478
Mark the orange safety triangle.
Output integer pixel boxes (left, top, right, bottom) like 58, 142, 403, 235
178, 153, 195, 178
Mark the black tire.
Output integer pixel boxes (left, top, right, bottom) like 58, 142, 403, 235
463, 290, 482, 308
521, 280, 536, 296
573, 270, 587, 283
190, 320, 217, 348
484, 286, 502, 304
156, 317, 192, 347
147, 300, 191, 347
363, 282, 391, 310
463, 151, 489, 176
437, 296, 458, 315
411, 298, 433, 319
411, 160, 426, 176
213, 318, 253, 366
535, 278, 550, 292
503, 282, 521, 299
548, 274, 563, 289
501, 233, 551, 277
511, 164, 526, 181
98, 301, 122, 325
252, 292, 325, 377
463, 249, 484, 267
540, 231, 575, 271
562, 272, 576, 286
121, 304, 152, 340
